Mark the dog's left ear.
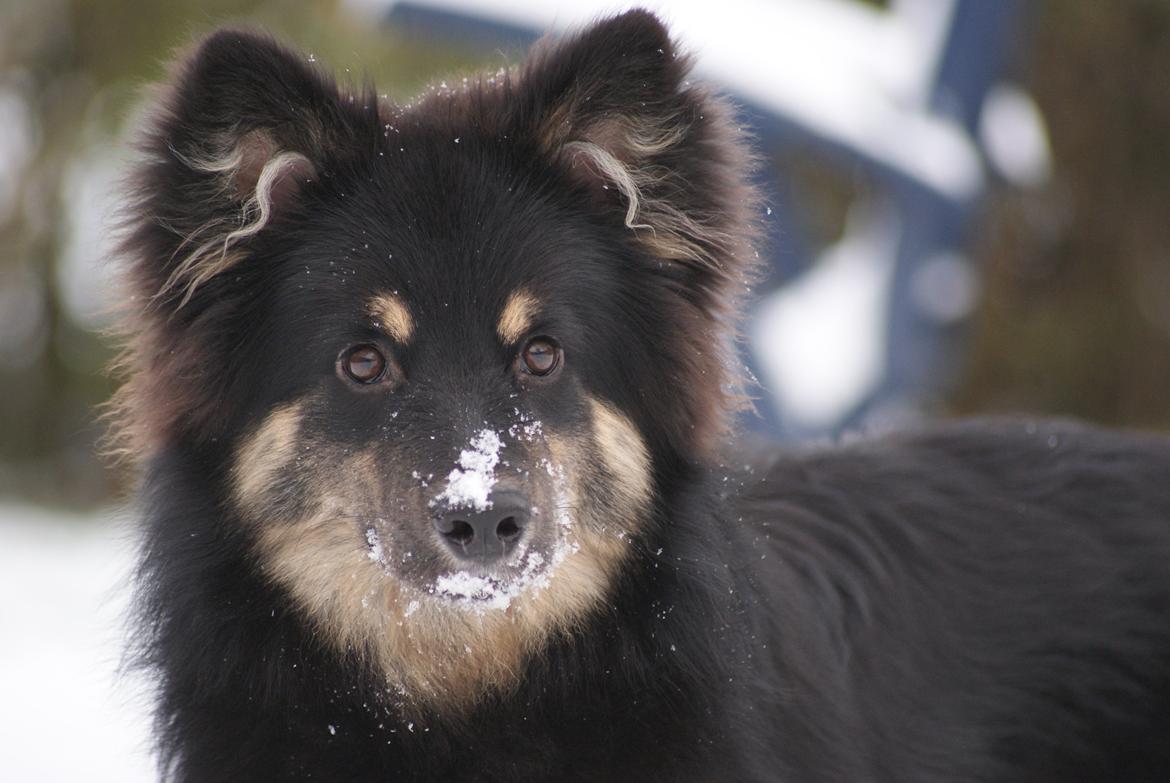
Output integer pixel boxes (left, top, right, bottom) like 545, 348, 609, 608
521, 10, 756, 298
125, 28, 366, 309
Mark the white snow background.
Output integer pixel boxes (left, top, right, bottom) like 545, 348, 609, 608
0, 504, 154, 782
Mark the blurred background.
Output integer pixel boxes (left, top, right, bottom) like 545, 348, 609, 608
1, 0, 1167, 779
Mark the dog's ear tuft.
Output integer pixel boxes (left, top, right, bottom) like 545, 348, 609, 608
126, 29, 353, 306
529, 11, 680, 155
521, 11, 757, 292
518, 11, 760, 455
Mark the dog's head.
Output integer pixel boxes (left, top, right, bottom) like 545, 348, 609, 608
113, 11, 756, 707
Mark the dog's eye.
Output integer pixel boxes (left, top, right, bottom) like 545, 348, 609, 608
519, 337, 562, 377
340, 345, 387, 384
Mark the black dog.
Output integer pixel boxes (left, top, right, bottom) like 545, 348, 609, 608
112, 10, 1170, 781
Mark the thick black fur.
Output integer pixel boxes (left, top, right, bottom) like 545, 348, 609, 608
118, 12, 1170, 782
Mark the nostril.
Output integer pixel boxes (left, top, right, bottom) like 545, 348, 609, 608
496, 516, 522, 543
435, 516, 476, 548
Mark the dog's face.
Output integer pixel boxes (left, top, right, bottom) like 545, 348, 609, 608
224, 149, 663, 703
230, 134, 657, 603
114, 11, 754, 706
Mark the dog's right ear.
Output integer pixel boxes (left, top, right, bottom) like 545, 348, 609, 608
125, 29, 356, 307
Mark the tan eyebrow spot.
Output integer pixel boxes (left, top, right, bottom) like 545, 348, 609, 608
497, 290, 539, 344
369, 293, 414, 343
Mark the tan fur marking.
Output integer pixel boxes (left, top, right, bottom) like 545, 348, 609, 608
587, 397, 654, 511
232, 401, 304, 506
496, 290, 539, 344
369, 293, 414, 343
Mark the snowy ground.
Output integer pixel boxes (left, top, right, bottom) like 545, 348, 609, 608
0, 504, 155, 782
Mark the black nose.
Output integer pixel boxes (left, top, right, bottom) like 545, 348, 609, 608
433, 491, 530, 564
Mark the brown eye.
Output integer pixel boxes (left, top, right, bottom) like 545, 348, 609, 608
340, 344, 387, 384
520, 337, 562, 377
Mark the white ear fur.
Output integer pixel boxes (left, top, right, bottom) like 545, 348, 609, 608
164, 131, 315, 305
552, 112, 733, 270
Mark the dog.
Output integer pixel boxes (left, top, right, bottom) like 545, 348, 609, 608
110, 10, 1170, 781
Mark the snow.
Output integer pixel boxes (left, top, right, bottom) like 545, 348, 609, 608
0, 504, 154, 782
366, 526, 386, 563
433, 570, 512, 609
432, 547, 553, 612
427, 464, 580, 614
432, 429, 502, 511
507, 416, 543, 441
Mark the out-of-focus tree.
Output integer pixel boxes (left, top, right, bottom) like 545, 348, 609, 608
0, 0, 1167, 510
954, 1, 1170, 427
0, 0, 491, 508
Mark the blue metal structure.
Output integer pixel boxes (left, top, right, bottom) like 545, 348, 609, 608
352, 0, 1037, 440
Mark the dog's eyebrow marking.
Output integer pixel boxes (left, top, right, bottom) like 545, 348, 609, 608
497, 290, 540, 344
369, 293, 414, 344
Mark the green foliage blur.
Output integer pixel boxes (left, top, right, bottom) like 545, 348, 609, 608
0, 0, 496, 507
0, 0, 1167, 510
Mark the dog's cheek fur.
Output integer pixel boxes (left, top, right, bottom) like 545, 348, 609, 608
582, 396, 654, 531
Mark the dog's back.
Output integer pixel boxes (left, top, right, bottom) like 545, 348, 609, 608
730, 418, 1170, 781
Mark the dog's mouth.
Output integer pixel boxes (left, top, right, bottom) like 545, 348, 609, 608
420, 526, 581, 613
430, 547, 551, 610
360, 506, 578, 614
434, 523, 589, 609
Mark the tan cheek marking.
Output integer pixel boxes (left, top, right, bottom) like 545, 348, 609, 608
256, 490, 535, 710
496, 290, 539, 344
538, 433, 627, 602
246, 443, 536, 710
587, 396, 653, 511
232, 401, 304, 507
369, 293, 414, 344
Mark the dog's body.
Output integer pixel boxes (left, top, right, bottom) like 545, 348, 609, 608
113, 11, 1170, 781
